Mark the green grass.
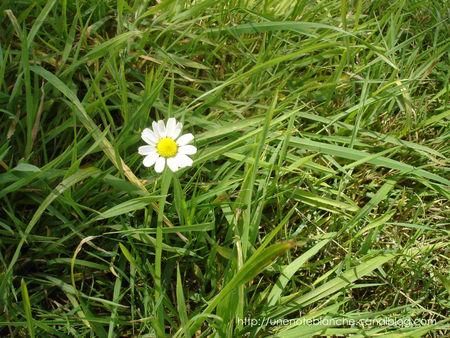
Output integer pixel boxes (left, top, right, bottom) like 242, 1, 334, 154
0, 0, 449, 336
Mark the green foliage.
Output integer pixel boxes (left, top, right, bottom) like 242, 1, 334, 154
0, 0, 448, 336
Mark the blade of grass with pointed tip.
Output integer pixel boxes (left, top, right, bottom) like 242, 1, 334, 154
340, 179, 396, 237
21, 279, 34, 338
27, 0, 57, 45
189, 242, 294, 334
287, 136, 449, 185
196, 108, 299, 165
108, 258, 125, 338
267, 233, 336, 307
300, 112, 445, 159
106, 222, 214, 235
95, 195, 162, 220
176, 264, 189, 336
241, 91, 276, 259
290, 187, 359, 214
119, 243, 136, 267
270, 253, 395, 318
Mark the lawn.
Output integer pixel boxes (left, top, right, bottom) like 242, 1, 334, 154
0, 0, 449, 336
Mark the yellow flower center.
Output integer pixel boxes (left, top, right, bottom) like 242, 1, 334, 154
156, 138, 178, 158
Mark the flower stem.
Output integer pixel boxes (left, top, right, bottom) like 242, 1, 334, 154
155, 167, 172, 332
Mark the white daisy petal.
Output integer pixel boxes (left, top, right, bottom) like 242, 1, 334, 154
152, 121, 160, 138
157, 120, 166, 138
167, 157, 179, 172
173, 122, 182, 140
143, 152, 159, 167
141, 128, 158, 145
154, 157, 166, 173
140, 118, 196, 174
138, 145, 156, 155
166, 118, 177, 138
176, 133, 194, 146
174, 153, 193, 168
178, 145, 197, 155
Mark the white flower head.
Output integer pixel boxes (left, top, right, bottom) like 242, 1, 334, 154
139, 118, 197, 173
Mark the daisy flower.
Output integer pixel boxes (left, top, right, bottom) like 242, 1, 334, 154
138, 118, 197, 173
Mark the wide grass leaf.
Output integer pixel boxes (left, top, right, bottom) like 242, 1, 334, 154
189, 242, 295, 334
270, 253, 396, 318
